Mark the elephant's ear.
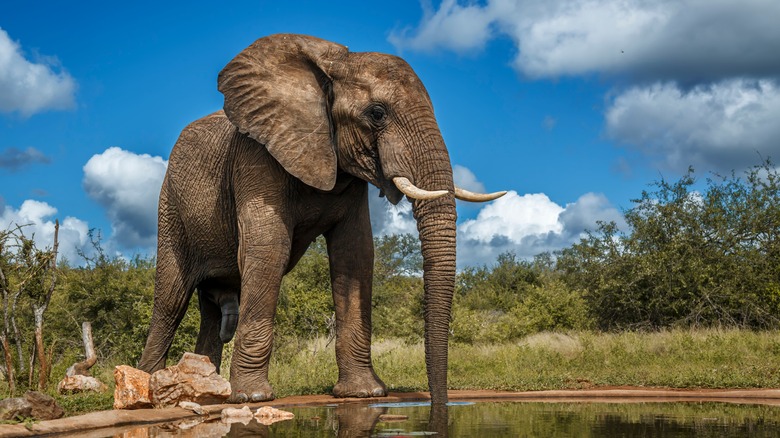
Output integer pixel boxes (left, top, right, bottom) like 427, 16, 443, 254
218, 34, 347, 191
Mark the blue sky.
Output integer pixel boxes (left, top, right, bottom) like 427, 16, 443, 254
2, 1, 779, 267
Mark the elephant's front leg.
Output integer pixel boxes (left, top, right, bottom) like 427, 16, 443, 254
325, 189, 387, 398
228, 215, 291, 403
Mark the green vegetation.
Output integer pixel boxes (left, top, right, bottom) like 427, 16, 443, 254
558, 161, 780, 330
1, 162, 780, 416
265, 329, 780, 398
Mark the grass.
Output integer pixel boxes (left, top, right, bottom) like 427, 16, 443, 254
2, 328, 779, 416
269, 328, 780, 396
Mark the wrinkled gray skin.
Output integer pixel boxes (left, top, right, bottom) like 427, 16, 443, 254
138, 34, 457, 405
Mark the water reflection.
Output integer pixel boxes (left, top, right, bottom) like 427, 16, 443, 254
121, 401, 780, 437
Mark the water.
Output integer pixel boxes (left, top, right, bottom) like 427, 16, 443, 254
121, 401, 780, 437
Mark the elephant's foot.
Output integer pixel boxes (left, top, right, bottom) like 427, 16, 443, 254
332, 371, 387, 398
228, 379, 275, 403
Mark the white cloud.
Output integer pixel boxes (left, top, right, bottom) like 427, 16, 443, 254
82, 147, 167, 250
369, 182, 623, 267
391, 0, 780, 82
0, 199, 90, 264
453, 164, 486, 194
0, 28, 76, 116
395, 1, 780, 176
457, 191, 623, 267
369, 186, 418, 236
606, 79, 780, 172
388, 0, 496, 53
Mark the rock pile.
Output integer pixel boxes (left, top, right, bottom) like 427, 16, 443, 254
113, 353, 231, 409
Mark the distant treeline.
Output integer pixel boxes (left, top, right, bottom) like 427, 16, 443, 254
1, 161, 779, 393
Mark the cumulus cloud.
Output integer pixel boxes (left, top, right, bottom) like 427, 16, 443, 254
82, 147, 167, 250
606, 79, 780, 172
369, 186, 418, 236
369, 182, 623, 267
391, 0, 780, 82
0, 199, 90, 264
453, 164, 487, 194
395, 1, 780, 174
457, 191, 623, 267
0, 28, 76, 116
0, 147, 50, 170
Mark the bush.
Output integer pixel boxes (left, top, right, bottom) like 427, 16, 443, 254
558, 162, 780, 330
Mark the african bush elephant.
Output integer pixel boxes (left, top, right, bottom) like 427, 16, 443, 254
138, 34, 504, 405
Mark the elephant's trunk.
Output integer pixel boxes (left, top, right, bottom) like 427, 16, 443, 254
410, 154, 457, 406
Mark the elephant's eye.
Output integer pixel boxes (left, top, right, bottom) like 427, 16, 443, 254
368, 105, 387, 125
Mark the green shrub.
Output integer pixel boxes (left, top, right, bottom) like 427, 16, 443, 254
558, 162, 780, 330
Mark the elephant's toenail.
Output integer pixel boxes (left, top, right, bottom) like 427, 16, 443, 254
372, 388, 385, 396
251, 392, 269, 402
234, 393, 249, 403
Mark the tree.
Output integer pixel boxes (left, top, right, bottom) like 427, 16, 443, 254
0, 226, 18, 393
0, 222, 59, 392
18, 221, 59, 390
558, 162, 780, 330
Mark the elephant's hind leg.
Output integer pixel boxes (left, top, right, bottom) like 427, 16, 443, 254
138, 196, 198, 373
138, 241, 197, 373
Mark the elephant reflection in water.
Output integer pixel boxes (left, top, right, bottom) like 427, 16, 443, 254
224, 404, 448, 437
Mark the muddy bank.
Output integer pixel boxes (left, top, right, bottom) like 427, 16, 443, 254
1, 388, 779, 437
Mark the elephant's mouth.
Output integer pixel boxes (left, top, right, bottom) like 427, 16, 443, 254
378, 175, 405, 205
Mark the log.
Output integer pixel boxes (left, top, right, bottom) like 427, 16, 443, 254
67, 322, 97, 377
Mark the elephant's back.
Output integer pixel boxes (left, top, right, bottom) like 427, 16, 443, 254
162, 111, 240, 270
166, 111, 234, 186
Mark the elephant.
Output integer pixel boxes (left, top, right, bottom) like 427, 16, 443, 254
137, 34, 505, 405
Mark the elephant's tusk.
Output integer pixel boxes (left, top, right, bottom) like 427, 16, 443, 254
392, 177, 449, 200
454, 186, 507, 202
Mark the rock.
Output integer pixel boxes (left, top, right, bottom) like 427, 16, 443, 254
114, 365, 153, 410
58, 374, 107, 394
0, 392, 64, 421
178, 401, 205, 415
149, 353, 231, 408
255, 405, 295, 425
221, 406, 254, 424
23, 391, 64, 420
0, 397, 32, 421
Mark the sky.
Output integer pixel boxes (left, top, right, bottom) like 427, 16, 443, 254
2, 0, 779, 268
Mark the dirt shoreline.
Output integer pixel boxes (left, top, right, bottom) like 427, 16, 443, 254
2, 387, 780, 437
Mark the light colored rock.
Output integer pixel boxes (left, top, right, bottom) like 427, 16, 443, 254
58, 374, 107, 394
221, 405, 254, 424
149, 353, 231, 408
113, 365, 153, 410
254, 405, 295, 425
178, 401, 205, 415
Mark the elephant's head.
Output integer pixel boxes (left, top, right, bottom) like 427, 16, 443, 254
218, 34, 504, 404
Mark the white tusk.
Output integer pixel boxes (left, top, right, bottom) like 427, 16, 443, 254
454, 186, 507, 202
392, 177, 449, 200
